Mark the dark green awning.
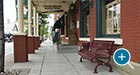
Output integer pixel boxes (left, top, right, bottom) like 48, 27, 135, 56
53, 15, 64, 30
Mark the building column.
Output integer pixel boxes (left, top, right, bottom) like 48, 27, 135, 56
33, 7, 38, 49
14, 0, 28, 62
27, 0, 35, 53
36, 13, 40, 47
33, 7, 36, 36
28, 0, 32, 36
18, 0, 24, 33
36, 13, 39, 36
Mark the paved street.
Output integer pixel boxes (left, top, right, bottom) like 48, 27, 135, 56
4, 42, 14, 70
5, 42, 13, 56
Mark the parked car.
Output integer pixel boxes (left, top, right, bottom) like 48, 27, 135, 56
4, 33, 13, 42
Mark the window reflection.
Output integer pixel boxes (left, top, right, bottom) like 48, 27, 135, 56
105, 0, 120, 34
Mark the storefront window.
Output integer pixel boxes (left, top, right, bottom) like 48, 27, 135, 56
80, 0, 90, 37
83, 10, 90, 36
103, 0, 120, 35
86, 15, 90, 36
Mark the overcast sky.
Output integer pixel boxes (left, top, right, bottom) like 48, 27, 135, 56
4, 0, 16, 23
4, 0, 16, 33
3, 0, 54, 33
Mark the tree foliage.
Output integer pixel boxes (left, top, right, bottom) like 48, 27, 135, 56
39, 13, 49, 40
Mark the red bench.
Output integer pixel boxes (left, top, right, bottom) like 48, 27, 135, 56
78, 40, 114, 73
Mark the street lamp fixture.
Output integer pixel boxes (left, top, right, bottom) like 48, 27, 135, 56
80, 0, 86, 4
81, 0, 86, 2
80, 0, 94, 8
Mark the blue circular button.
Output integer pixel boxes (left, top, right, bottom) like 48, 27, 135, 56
113, 48, 131, 66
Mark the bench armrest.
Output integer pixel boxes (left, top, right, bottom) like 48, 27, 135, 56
79, 42, 90, 51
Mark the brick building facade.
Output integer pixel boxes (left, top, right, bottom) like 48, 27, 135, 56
61, 0, 140, 63
60, 0, 140, 74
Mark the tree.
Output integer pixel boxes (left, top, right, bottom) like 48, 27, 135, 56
39, 13, 49, 41
0, 0, 5, 72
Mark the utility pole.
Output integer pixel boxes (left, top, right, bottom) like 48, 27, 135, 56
0, 0, 5, 72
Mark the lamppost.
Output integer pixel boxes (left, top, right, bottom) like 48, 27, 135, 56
0, 0, 5, 72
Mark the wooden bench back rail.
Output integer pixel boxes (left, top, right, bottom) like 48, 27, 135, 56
78, 40, 114, 73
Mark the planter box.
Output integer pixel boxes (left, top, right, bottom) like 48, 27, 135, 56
14, 35, 28, 62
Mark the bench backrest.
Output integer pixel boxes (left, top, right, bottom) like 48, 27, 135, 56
82, 42, 90, 50
90, 40, 114, 56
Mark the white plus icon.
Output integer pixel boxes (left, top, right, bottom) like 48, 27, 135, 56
118, 53, 126, 61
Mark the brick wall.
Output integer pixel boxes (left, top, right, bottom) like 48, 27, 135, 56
61, 0, 140, 62
76, 0, 81, 46
89, 0, 96, 42
61, 36, 68, 42
60, 14, 68, 43
89, 0, 140, 62
121, 0, 140, 62
61, 0, 80, 44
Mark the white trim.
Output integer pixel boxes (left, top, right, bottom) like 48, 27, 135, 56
13, 32, 26, 35
61, 35, 65, 37
34, 36, 40, 37
79, 38, 90, 41
66, 37, 68, 39
28, 35, 34, 37
94, 38, 123, 45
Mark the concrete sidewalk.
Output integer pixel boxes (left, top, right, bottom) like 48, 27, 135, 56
5, 40, 122, 75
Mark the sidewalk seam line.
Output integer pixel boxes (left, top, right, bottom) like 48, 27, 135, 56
62, 53, 81, 75
39, 49, 46, 75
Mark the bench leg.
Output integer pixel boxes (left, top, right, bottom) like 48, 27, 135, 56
80, 57, 83, 62
106, 64, 113, 72
94, 63, 101, 73
94, 63, 113, 73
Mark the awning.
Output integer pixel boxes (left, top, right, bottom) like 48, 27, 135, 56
52, 15, 64, 31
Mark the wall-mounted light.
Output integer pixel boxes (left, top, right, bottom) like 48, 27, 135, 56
80, 0, 94, 8
80, 0, 86, 3
80, 0, 86, 5
89, 0, 93, 8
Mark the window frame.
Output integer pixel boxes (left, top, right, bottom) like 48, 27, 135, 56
96, 0, 120, 38
80, 0, 90, 38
